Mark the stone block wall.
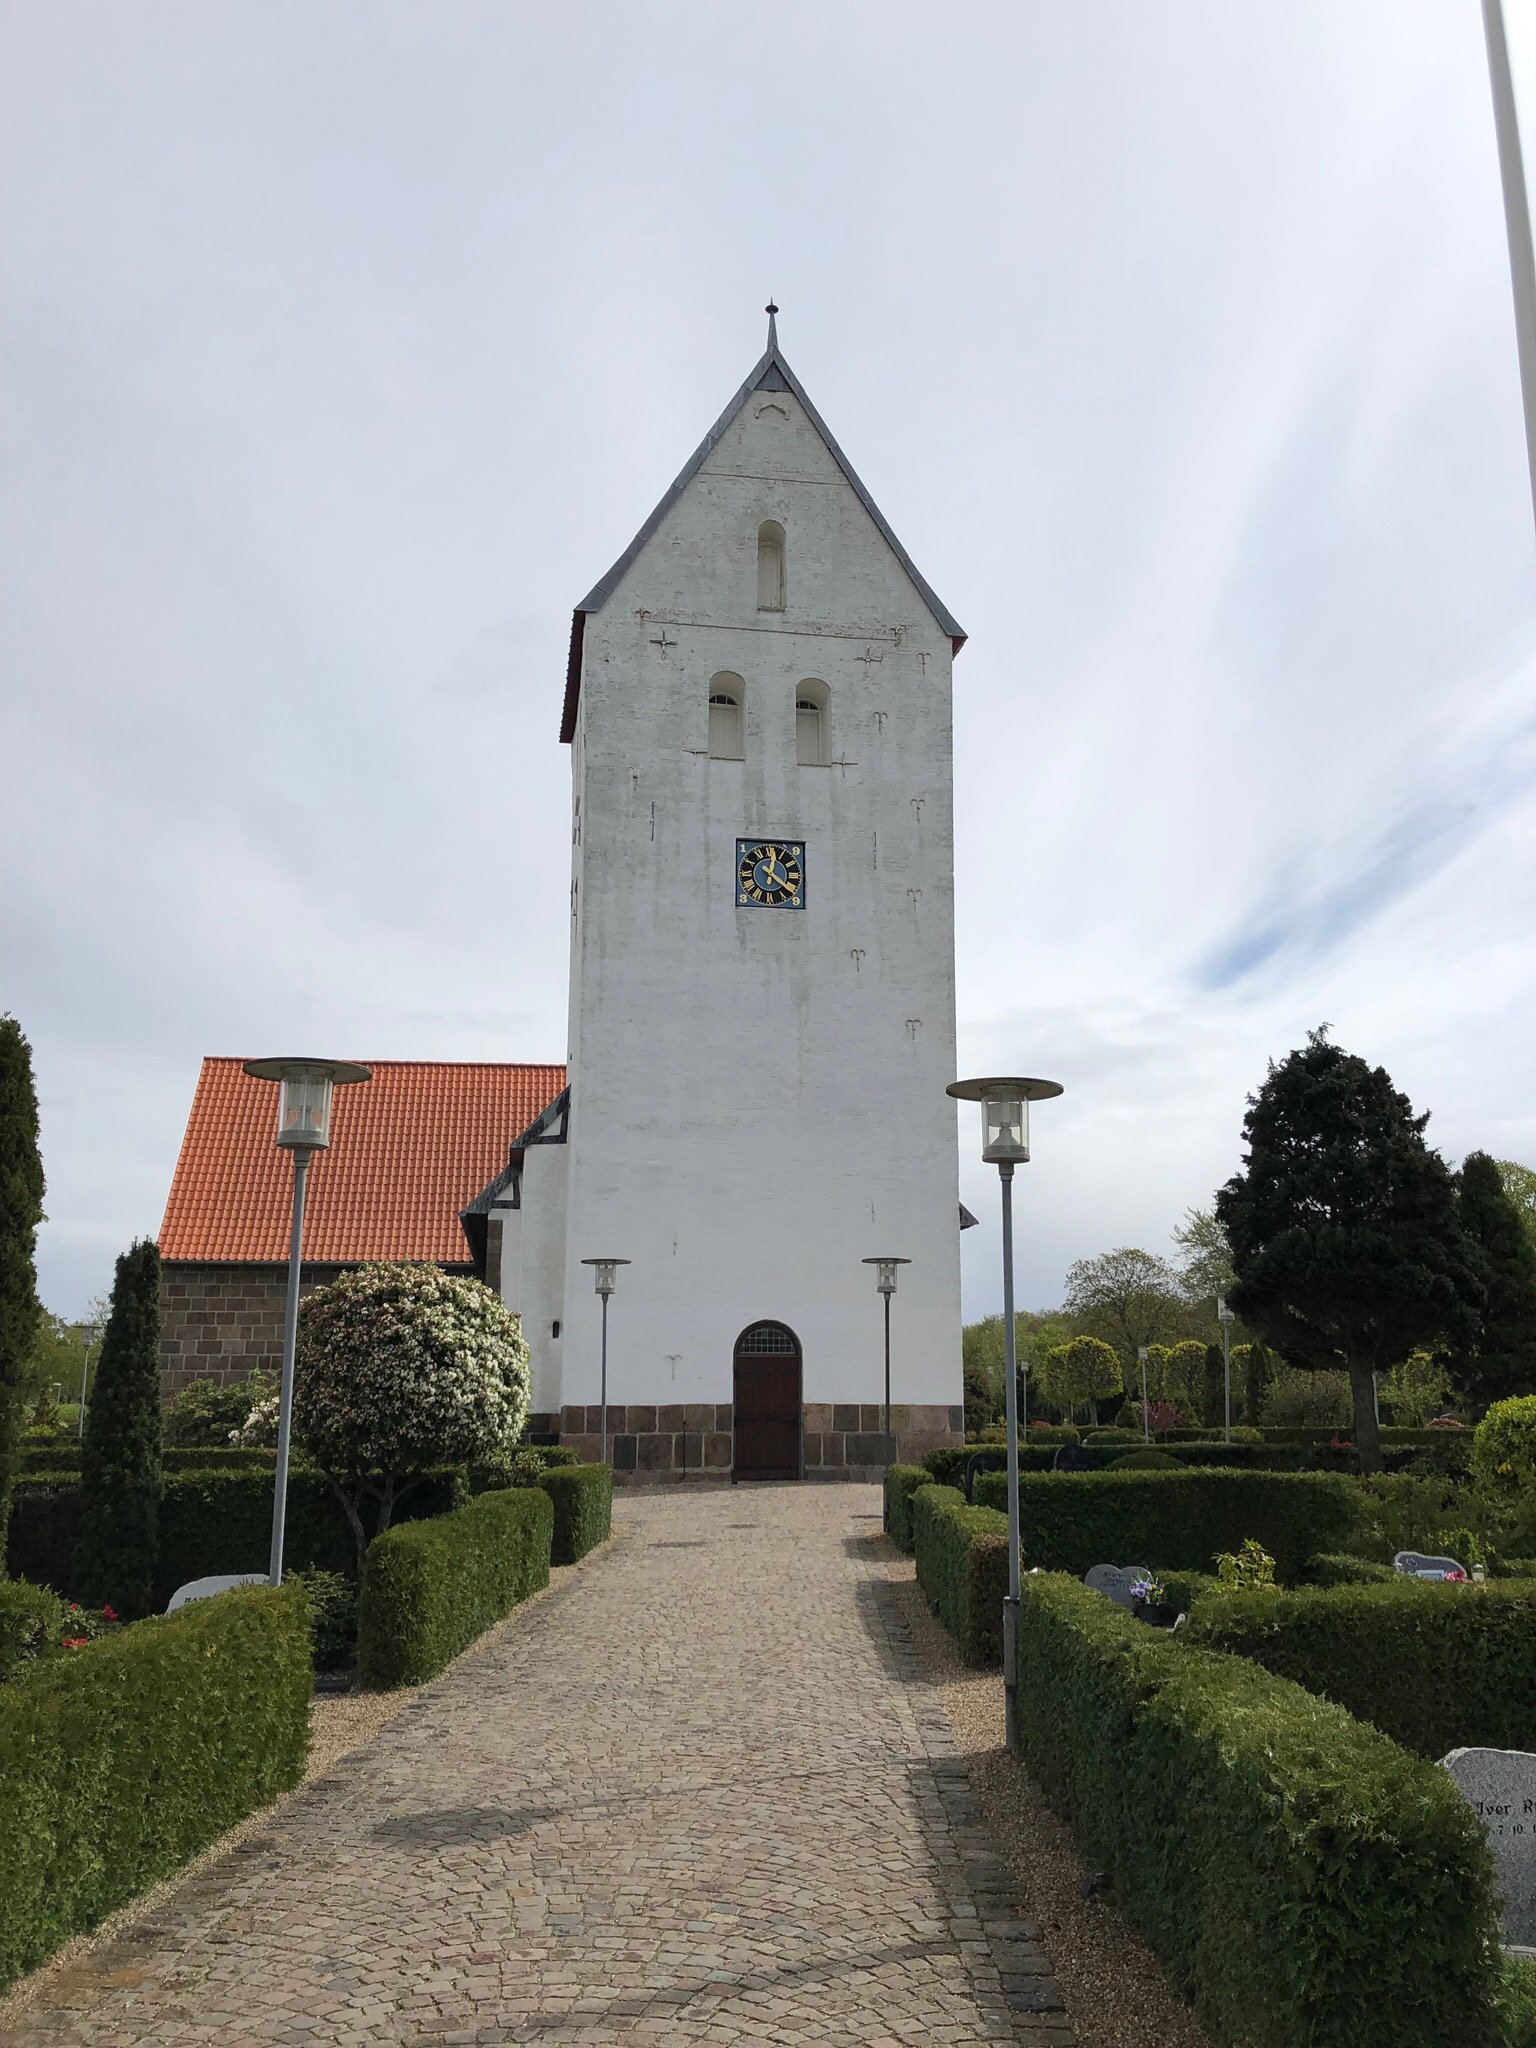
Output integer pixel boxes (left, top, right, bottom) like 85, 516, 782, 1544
159, 1263, 353, 1398
555, 1401, 962, 1482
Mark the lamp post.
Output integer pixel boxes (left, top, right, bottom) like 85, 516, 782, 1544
947, 1075, 1063, 1755
77, 1323, 98, 1441
580, 1258, 630, 1463
1138, 1346, 1150, 1443
862, 1257, 911, 1468
1217, 1296, 1235, 1444
243, 1059, 371, 1587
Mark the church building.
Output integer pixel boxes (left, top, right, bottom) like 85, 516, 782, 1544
477, 313, 969, 1477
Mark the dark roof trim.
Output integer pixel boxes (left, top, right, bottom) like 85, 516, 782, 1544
959, 1202, 980, 1232
458, 1088, 571, 1257
559, 343, 965, 743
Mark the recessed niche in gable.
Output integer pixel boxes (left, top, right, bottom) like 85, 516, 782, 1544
754, 401, 789, 420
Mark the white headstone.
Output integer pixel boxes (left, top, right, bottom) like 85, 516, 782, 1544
166, 1572, 266, 1613
1084, 1564, 1156, 1612
1441, 1747, 1536, 1947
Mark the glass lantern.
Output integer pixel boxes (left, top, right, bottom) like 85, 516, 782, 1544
982, 1096, 1030, 1165
276, 1073, 335, 1150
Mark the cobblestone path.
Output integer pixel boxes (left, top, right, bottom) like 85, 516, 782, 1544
6, 1485, 1071, 2047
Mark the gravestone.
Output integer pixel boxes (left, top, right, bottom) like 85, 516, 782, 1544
1441, 1748, 1536, 1948
166, 1572, 266, 1614
1053, 1445, 1095, 1473
1084, 1564, 1155, 1612
1393, 1550, 1466, 1580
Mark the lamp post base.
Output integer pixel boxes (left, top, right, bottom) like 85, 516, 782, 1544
1003, 1593, 1019, 1755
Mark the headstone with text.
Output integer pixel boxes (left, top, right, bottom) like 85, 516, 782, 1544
1084, 1564, 1155, 1612
1394, 1551, 1466, 1580
1441, 1747, 1536, 1948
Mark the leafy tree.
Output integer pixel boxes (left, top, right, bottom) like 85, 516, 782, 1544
1449, 1152, 1536, 1405
1216, 1030, 1479, 1472
24, 1310, 89, 1410
1063, 1248, 1185, 1374
295, 1263, 531, 1579
1379, 1349, 1449, 1427
962, 1311, 1074, 1424
1172, 1206, 1236, 1305
1038, 1335, 1122, 1422
0, 1017, 45, 1562
1495, 1160, 1536, 1253
1260, 1365, 1353, 1429
1160, 1339, 1209, 1416
77, 1240, 163, 1617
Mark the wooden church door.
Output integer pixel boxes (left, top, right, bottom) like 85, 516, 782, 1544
732, 1322, 802, 1481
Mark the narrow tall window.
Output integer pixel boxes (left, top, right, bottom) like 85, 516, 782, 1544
708, 674, 745, 759
796, 679, 828, 766
757, 520, 785, 611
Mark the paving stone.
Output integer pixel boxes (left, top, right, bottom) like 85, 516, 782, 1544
6, 1487, 1072, 2045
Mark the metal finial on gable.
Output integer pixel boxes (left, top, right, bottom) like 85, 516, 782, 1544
765, 300, 779, 352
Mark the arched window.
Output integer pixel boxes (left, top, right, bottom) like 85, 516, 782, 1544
795, 679, 828, 766
708, 674, 744, 759
757, 520, 785, 611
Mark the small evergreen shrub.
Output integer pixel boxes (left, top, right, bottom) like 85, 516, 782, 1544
539, 1463, 612, 1563
1108, 1448, 1181, 1470
1016, 1573, 1501, 2048
884, 1464, 928, 1552
911, 1483, 1008, 1664
1473, 1395, 1536, 1494
1185, 1577, 1536, 1758
356, 1486, 552, 1688
0, 1580, 64, 1680
0, 1584, 310, 1989
286, 1567, 357, 1671
77, 1240, 163, 1618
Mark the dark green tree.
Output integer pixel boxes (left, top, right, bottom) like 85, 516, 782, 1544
1449, 1151, 1536, 1405
1203, 1343, 1225, 1429
1236, 1340, 1273, 1426
77, 1240, 163, 1616
0, 1017, 45, 1564
1216, 1030, 1479, 1473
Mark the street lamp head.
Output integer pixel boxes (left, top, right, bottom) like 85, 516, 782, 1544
947, 1076, 1064, 1166
862, 1255, 912, 1296
1217, 1295, 1236, 1326
243, 1058, 372, 1151
581, 1257, 631, 1297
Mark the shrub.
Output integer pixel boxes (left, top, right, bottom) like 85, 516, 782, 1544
1016, 1573, 1501, 2048
356, 1486, 552, 1688
0, 1579, 64, 1680
296, 1263, 531, 1578
286, 1567, 356, 1671
911, 1484, 1007, 1664
1185, 1576, 1536, 1759
162, 1370, 273, 1448
76, 1240, 162, 1618
1261, 1365, 1353, 1428
1214, 1537, 1276, 1589
1108, 1448, 1181, 1470
539, 1463, 612, 1563
971, 1467, 1362, 1582
1473, 1394, 1536, 1494
884, 1464, 928, 1552
1301, 1552, 1399, 1588
0, 1584, 310, 1989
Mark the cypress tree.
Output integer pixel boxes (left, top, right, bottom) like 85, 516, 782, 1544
0, 1017, 45, 1567
1450, 1151, 1536, 1405
1242, 1340, 1273, 1426
77, 1239, 163, 1616
1203, 1343, 1226, 1429
1216, 1030, 1479, 1472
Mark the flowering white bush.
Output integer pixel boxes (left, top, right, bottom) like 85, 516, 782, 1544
293, 1263, 531, 1572
231, 1394, 280, 1447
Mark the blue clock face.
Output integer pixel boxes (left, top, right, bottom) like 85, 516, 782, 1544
736, 839, 805, 908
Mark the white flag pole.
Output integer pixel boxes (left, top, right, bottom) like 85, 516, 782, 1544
1484, 0, 1536, 533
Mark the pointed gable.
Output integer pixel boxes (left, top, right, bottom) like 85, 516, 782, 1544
560, 334, 964, 743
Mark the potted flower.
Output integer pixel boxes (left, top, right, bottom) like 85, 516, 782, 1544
1128, 1574, 1175, 1627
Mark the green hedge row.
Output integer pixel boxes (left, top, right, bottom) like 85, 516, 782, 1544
356, 1487, 552, 1689
884, 1464, 929, 1552
1185, 1577, 1536, 1759
6, 1467, 465, 1605
971, 1467, 1361, 1582
1015, 1573, 1501, 2048
0, 1580, 65, 1681
1301, 1553, 1399, 1588
927, 1439, 1466, 1481
19, 1443, 276, 1476
0, 1585, 310, 1990
540, 1463, 612, 1563
911, 1484, 1007, 1665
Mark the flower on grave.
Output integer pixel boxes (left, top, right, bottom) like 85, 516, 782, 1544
100, 1604, 119, 1624
62, 1637, 89, 1650
1129, 1574, 1166, 1606
1445, 1567, 1468, 1582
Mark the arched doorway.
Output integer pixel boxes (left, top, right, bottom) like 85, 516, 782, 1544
732, 1322, 802, 1481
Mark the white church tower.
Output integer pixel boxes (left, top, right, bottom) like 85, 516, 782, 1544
507, 312, 967, 1478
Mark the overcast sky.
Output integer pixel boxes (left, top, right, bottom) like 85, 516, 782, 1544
4, 2, 1535, 1324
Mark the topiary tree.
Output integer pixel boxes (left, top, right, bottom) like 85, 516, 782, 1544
294, 1262, 530, 1579
1202, 1344, 1226, 1430
1471, 1394, 1536, 1495
1161, 1340, 1208, 1418
77, 1239, 163, 1617
1234, 1340, 1274, 1427
1450, 1152, 1536, 1406
0, 1017, 45, 1566
1038, 1334, 1122, 1423
1217, 1029, 1480, 1472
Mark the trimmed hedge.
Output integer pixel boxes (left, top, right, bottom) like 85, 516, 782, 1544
356, 1486, 553, 1688
1185, 1577, 1536, 1759
972, 1467, 1361, 1582
19, 1443, 276, 1476
912, 1484, 1007, 1664
884, 1464, 929, 1552
0, 1579, 64, 1680
539, 1463, 612, 1563
1016, 1573, 1502, 2048
0, 1584, 310, 1989
1301, 1552, 1399, 1588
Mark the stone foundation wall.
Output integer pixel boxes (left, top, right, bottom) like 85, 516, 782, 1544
557, 1402, 963, 1481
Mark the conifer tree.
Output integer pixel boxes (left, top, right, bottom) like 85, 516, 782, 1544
1450, 1151, 1536, 1405
78, 1239, 163, 1616
1236, 1340, 1273, 1425
0, 1017, 45, 1564
1216, 1030, 1479, 1472
1203, 1343, 1226, 1429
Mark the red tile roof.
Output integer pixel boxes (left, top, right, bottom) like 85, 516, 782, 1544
159, 1058, 566, 1265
